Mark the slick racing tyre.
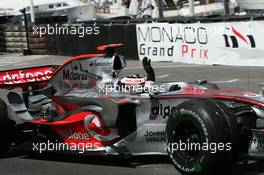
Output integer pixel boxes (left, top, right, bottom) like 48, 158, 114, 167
0, 98, 14, 156
165, 98, 240, 175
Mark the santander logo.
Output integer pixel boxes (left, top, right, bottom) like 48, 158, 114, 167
0, 67, 54, 85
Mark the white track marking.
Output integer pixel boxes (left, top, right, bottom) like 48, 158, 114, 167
0, 56, 47, 66
156, 74, 170, 79
212, 79, 239, 84
126, 65, 205, 70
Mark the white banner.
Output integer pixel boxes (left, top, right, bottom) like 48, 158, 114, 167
136, 21, 264, 66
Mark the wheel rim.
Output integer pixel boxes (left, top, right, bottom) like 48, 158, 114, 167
172, 120, 204, 162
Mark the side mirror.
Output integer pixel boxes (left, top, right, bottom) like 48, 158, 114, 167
113, 55, 126, 71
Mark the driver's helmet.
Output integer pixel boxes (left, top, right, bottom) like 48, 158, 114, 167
118, 74, 147, 93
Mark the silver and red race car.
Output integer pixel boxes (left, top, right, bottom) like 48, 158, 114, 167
0, 44, 263, 175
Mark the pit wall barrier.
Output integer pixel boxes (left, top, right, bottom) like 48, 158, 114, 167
28, 25, 48, 55
2, 25, 27, 52
136, 21, 264, 66
2, 22, 137, 57
0, 25, 5, 52
0, 24, 43, 54
46, 23, 138, 59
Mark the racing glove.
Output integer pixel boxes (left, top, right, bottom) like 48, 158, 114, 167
143, 57, 155, 82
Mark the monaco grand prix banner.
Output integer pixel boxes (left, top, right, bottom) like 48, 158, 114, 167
136, 21, 264, 66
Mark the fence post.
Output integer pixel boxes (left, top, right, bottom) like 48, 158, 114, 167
224, 0, 230, 15
189, 0, 194, 16
156, 0, 164, 18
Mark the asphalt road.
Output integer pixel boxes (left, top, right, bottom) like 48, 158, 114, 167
0, 53, 264, 175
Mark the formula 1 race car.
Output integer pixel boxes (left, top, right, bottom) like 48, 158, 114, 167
0, 44, 264, 175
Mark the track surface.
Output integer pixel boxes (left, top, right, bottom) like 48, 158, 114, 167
0, 53, 263, 175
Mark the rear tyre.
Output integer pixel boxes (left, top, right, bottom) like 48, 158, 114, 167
165, 98, 240, 175
0, 98, 14, 156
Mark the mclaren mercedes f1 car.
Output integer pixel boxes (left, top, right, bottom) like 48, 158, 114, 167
0, 44, 264, 175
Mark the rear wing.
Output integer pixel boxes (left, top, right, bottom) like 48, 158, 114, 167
97, 43, 124, 57
0, 65, 58, 89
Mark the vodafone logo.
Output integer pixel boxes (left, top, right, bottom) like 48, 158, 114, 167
0, 67, 54, 85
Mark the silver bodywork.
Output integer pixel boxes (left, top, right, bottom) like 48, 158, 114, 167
6, 55, 264, 156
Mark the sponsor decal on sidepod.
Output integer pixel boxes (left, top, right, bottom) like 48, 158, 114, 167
0, 67, 54, 85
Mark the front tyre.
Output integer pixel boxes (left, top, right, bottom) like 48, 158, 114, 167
0, 99, 14, 156
165, 98, 240, 175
